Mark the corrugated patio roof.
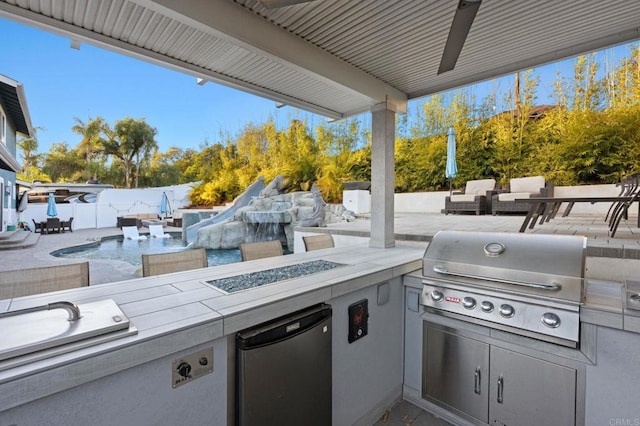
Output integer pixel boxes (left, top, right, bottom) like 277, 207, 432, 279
1, 1, 640, 119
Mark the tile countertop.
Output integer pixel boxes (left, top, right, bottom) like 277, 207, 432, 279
0, 243, 423, 411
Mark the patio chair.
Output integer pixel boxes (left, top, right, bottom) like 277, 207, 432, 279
122, 226, 147, 240
303, 234, 335, 251
61, 217, 74, 232
492, 176, 554, 215
443, 179, 496, 215
31, 219, 44, 234
0, 262, 89, 299
239, 240, 283, 261
45, 218, 61, 234
149, 224, 171, 238
142, 248, 208, 277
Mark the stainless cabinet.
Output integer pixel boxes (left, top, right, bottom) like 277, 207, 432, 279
489, 346, 576, 426
424, 327, 489, 423
423, 325, 577, 426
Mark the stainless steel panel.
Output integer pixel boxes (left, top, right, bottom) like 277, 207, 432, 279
423, 325, 489, 423
423, 231, 586, 277
421, 283, 580, 343
0, 299, 133, 362
172, 347, 214, 389
626, 280, 640, 311
489, 346, 576, 426
422, 231, 586, 303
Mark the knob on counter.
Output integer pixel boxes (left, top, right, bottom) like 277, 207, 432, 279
499, 304, 515, 318
177, 362, 192, 378
541, 312, 561, 328
462, 297, 477, 310
480, 301, 494, 313
431, 290, 444, 302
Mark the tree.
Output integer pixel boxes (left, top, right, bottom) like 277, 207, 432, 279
101, 118, 158, 188
42, 142, 84, 182
17, 127, 51, 183
72, 116, 106, 182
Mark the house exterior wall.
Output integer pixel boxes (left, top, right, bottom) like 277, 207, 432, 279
0, 103, 19, 230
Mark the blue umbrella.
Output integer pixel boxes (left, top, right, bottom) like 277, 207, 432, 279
160, 192, 171, 218
445, 126, 458, 195
46, 193, 58, 217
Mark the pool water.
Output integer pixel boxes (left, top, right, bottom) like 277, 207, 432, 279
53, 236, 242, 267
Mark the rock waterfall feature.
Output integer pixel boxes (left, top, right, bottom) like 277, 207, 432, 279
188, 176, 355, 250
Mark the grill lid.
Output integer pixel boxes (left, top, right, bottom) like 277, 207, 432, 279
422, 231, 587, 303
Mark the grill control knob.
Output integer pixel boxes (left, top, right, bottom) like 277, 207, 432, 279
541, 312, 561, 328
480, 301, 494, 313
462, 297, 477, 310
499, 304, 515, 318
430, 290, 444, 302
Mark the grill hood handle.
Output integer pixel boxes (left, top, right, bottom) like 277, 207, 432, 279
433, 265, 562, 291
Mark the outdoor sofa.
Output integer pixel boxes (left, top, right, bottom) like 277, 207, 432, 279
492, 175, 554, 215
443, 178, 497, 215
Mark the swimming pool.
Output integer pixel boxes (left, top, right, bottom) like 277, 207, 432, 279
52, 235, 242, 267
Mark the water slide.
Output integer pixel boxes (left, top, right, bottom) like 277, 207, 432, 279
185, 177, 266, 243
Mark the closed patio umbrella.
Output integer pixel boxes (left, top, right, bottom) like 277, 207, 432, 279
160, 192, 171, 218
17, 191, 28, 213
445, 126, 458, 195
46, 193, 57, 217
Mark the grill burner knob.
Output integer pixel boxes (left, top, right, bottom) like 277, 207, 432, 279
499, 304, 515, 318
430, 290, 444, 302
462, 297, 477, 310
541, 312, 561, 328
480, 301, 494, 313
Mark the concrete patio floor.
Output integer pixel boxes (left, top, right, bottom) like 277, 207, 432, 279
1, 212, 639, 286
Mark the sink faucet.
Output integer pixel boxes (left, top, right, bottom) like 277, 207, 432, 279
0, 301, 82, 321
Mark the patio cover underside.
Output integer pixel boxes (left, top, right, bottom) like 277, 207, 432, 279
1, 0, 640, 119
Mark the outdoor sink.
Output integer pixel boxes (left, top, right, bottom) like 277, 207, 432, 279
0, 299, 137, 371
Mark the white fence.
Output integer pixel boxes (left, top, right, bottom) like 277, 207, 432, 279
19, 184, 193, 231
349, 184, 621, 216
15, 183, 624, 231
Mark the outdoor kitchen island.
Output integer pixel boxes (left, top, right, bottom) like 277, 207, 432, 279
2, 239, 640, 426
0, 243, 424, 425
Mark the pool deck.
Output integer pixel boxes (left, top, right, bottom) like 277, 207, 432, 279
1, 212, 639, 285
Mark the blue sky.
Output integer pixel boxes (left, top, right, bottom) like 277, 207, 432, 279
1, 16, 636, 154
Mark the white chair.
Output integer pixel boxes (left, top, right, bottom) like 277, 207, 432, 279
149, 224, 170, 238
122, 226, 147, 240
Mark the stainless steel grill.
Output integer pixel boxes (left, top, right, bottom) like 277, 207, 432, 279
421, 231, 587, 347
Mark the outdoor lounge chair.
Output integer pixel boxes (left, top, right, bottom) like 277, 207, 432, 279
303, 234, 335, 251
149, 224, 170, 238
142, 248, 208, 277
239, 240, 283, 261
492, 176, 554, 215
122, 226, 147, 240
443, 179, 496, 215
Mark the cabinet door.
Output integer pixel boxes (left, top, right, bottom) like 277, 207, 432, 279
489, 346, 576, 426
424, 326, 489, 423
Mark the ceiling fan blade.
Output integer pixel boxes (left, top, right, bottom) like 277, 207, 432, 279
438, 0, 482, 74
259, 0, 316, 8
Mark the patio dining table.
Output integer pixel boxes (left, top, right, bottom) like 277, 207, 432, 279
517, 196, 640, 235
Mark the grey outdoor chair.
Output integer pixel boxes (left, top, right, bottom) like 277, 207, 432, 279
239, 240, 283, 261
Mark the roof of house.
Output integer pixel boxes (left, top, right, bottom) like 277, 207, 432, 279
0, 74, 34, 137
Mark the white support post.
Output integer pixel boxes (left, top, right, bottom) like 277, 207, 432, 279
370, 104, 396, 248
